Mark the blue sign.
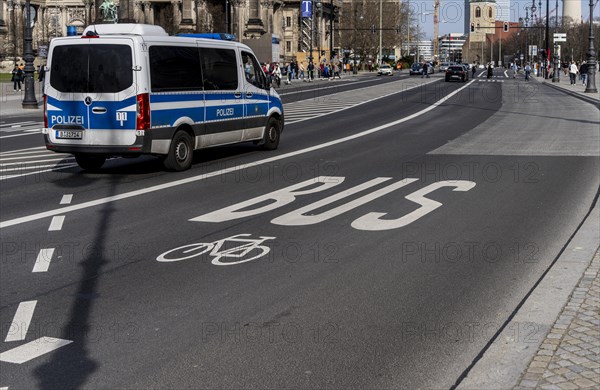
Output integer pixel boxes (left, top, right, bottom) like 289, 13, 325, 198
302, 0, 312, 18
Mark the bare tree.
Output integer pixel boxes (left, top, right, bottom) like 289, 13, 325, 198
339, 0, 405, 66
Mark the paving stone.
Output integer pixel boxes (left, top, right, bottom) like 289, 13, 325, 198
580, 370, 600, 380
528, 366, 548, 374
573, 377, 598, 387
546, 375, 567, 384
567, 364, 586, 373
514, 251, 599, 390
557, 382, 579, 390
517, 380, 539, 388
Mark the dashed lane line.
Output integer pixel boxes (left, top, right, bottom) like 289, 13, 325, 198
4, 301, 37, 342
0, 337, 73, 364
32, 248, 55, 273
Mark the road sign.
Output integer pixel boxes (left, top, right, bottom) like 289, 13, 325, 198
301, 0, 312, 18
520, 54, 524, 60
553, 33, 567, 42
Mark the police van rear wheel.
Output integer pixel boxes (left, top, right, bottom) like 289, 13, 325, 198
261, 118, 281, 150
75, 154, 106, 171
164, 130, 193, 171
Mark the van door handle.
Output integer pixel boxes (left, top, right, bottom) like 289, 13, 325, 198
92, 107, 107, 114
246, 92, 253, 98
234, 92, 242, 99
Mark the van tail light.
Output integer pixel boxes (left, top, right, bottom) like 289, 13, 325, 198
43, 95, 48, 128
136, 93, 150, 130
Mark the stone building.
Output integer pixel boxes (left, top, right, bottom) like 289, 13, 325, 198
0, 0, 341, 68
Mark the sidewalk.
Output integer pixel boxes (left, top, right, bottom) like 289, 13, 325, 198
532, 72, 600, 104
515, 250, 600, 389
0, 81, 44, 119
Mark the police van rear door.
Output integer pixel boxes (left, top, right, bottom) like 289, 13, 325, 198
46, 37, 138, 146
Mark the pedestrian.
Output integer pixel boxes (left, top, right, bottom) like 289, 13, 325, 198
579, 61, 589, 86
11, 65, 23, 91
290, 60, 296, 80
272, 64, 281, 87
307, 61, 314, 81
569, 61, 578, 85
38, 64, 46, 95
487, 63, 493, 78
524, 63, 531, 80
333, 63, 341, 79
472, 64, 477, 78
286, 63, 292, 84
299, 62, 305, 80
421, 62, 429, 78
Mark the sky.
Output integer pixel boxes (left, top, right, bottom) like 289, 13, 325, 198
413, 0, 599, 38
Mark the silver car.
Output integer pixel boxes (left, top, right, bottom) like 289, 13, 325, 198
377, 64, 394, 76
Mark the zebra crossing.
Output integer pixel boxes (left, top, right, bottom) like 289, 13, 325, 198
283, 78, 432, 124
0, 146, 77, 181
0, 121, 44, 139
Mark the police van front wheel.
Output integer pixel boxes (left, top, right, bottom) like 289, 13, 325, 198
75, 154, 106, 171
164, 130, 194, 171
261, 118, 281, 150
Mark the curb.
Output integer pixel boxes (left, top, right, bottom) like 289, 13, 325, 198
456, 199, 600, 389
534, 79, 600, 108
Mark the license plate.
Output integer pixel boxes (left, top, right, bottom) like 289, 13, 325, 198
56, 130, 83, 139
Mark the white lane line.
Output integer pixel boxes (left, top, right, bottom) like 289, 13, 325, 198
0, 163, 75, 172
0, 146, 46, 155
60, 194, 73, 204
278, 77, 376, 96
1, 386, 8, 389
0, 337, 73, 364
32, 248, 55, 273
0, 132, 43, 139
0, 121, 37, 128
4, 301, 37, 342
504, 70, 509, 78
0, 163, 78, 181
0, 80, 474, 230
0, 153, 70, 161
48, 216, 65, 231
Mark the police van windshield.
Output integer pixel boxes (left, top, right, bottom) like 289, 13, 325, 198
50, 44, 133, 93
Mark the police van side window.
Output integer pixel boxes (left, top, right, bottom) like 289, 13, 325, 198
149, 46, 203, 92
200, 48, 238, 90
241, 51, 266, 89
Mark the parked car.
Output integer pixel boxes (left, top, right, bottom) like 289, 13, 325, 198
377, 64, 394, 76
439, 62, 450, 72
445, 65, 468, 82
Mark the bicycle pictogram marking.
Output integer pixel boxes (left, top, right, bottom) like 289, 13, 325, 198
156, 234, 276, 266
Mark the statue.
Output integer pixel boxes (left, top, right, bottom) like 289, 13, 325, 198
99, 0, 118, 23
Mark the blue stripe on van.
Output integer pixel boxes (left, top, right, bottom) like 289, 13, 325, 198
46, 96, 137, 130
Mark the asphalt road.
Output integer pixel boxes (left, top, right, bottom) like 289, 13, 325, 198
1, 70, 599, 389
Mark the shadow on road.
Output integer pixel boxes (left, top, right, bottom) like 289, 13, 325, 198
33, 177, 120, 388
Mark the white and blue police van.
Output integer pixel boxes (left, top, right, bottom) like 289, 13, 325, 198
42, 24, 284, 171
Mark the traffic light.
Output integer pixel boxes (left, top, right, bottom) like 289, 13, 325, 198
503, 22, 509, 32
371, 25, 376, 34
470, 23, 475, 33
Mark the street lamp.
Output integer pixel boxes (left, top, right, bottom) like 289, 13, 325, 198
415, 12, 431, 63
22, 0, 38, 109
584, 0, 597, 93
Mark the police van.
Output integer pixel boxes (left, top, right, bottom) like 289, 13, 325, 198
43, 24, 284, 171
